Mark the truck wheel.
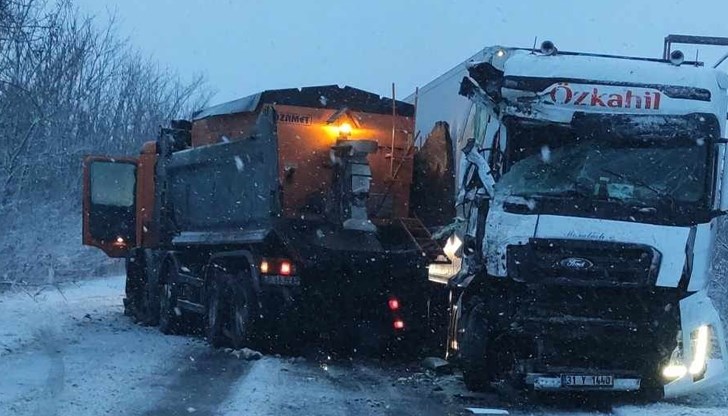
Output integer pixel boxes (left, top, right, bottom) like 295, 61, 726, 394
159, 281, 181, 334
130, 250, 161, 327
460, 299, 491, 391
228, 280, 252, 350
227, 264, 258, 349
205, 278, 226, 348
158, 258, 191, 335
125, 253, 146, 321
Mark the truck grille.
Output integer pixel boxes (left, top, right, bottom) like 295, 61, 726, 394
507, 238, 660, 287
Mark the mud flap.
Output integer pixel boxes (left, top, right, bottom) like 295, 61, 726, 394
664, 291, 728, 398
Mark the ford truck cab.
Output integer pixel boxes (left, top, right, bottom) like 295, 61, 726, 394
431, 37, 728, 398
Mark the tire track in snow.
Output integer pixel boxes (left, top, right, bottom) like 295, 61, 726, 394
142, 349, 255, 416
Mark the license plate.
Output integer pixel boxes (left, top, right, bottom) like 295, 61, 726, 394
561, 374, 613, 388
260, 275, 301, 286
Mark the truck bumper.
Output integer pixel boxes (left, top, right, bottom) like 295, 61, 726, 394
663, 290, 728, 398
517, 291, 728, 396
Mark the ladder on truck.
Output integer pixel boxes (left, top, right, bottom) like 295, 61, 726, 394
399, 216, 450, 263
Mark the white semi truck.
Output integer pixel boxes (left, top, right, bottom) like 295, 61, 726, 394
415, 35, 728, 398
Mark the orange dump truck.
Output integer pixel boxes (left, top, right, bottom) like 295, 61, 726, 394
82, 85, 448, 353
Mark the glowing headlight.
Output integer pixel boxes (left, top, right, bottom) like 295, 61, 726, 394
443, 235, 462, 259
689, 325, 710, 375
662, 325, 711, 381
662, 364, 687, 379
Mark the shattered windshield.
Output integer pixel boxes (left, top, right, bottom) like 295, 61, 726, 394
497, 138, 709, 206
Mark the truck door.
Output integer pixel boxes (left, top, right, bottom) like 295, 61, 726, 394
82, 156, 138, 258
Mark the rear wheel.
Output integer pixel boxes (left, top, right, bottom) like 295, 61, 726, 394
159, 281, 181, 334
228, 276, 253, 350
158, 258, 190, 335
205, 278, 226, 348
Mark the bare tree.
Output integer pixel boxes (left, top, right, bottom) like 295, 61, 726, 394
0, 0, 211, 206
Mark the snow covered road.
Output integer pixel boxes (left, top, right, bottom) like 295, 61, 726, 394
1, 276, 728, 416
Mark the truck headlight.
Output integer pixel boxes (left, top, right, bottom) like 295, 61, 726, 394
689, 325, 710, 375
662, 364, 687, 379
662, 325, 712, 381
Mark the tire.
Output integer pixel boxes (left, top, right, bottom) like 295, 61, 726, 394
143, 257, 161, 326
159, 281, 180, 334
124, 254, 142, 317
459, 299, 491, 391
158, 257, 192, 335
125, 253, 153, 324
228, 274, 253, 350
205, 262, 257, 349
205, 278, 226, 348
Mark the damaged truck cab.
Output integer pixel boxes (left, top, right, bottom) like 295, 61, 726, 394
418, 36, 728, 397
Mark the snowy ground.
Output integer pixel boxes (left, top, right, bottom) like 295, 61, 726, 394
2, 276, 728, 416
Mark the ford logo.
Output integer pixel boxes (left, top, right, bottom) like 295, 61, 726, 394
559, 257, 594, 270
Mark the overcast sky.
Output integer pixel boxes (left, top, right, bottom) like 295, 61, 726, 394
76, 0, 728, 106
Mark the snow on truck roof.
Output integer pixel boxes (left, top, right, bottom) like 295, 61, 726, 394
501, 49, 728, 95
491, 48, 728, 125
410, 45, 728, 147
193, 85, 414, 121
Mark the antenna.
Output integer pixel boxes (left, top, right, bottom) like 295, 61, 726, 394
695, 49, 699, 66
715, 52, 728, 69
532, 36, 538, 54
390, 82, 396, 178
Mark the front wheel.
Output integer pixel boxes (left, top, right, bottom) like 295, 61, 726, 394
459, 299, 491, 391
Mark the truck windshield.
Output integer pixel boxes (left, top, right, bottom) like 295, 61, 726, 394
497, 138, 709, 207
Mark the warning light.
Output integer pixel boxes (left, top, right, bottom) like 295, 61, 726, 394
388, 298, 400, 311
260, 260, 269, 274
393, 319, 405, 330
279, 260, 292, 276
338, 122, 352, 137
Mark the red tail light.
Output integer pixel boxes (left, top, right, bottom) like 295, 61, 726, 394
388, 298, 400, 311
279, 260, 292, 276
393, 319, 405, 330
